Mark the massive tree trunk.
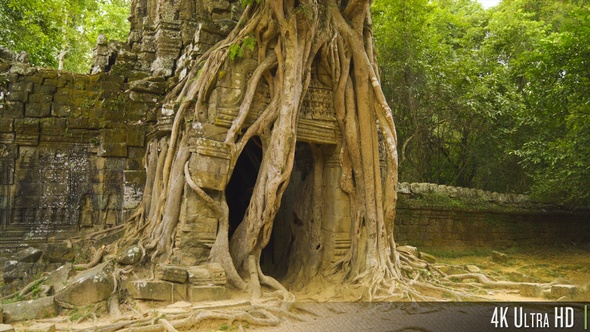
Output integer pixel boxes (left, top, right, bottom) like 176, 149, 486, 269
123, 0, 409, 300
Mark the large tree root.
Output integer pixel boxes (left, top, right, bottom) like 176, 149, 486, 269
71, 306, 283, 332
443, 273, 554, 290
319, 247, 559, 303
74, 245, 106, 270
0, 274, 48, 301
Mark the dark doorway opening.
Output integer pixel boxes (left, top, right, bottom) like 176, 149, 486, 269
226, 139, 313, 278
225, 137, 262, 240
260, 143, 313, 278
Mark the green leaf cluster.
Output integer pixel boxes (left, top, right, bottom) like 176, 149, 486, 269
240, 0, 262, 9
229, 36, 257, 61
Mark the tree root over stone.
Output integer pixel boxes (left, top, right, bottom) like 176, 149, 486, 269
74, 245, 106, 270
0, 274, 48, 301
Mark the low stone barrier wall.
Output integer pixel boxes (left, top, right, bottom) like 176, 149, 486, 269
394, 182, 590, 248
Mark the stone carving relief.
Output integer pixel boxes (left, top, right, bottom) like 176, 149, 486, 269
104, 193, 119, 227
5, 144, 92, 235
80, 195, 95, 227
208, 58, 340, 144
0, 145, 14, 228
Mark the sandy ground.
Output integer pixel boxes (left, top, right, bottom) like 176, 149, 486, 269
422, 244, 590, 301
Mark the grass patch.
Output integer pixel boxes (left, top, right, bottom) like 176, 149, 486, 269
418, 192, 469, 209
69, 305, 94, 322
214, 322, 249, 332
420, 247, 491, 259
1, 293, 24, 304
559, 264, 590, 273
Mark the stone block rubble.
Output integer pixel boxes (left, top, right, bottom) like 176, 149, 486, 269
127, 263, 228, 303
0, 246, 232, 323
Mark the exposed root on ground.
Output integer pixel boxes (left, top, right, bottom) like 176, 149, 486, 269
74, 245, 106, 270
71, 304, 287, 332
443, 273, 555, 290
2, 227, 566, 331
0, 274, 49, 301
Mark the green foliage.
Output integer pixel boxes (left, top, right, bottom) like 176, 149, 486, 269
509, 3, 590, 207
229, 36, 257, 60
1, 294, 22, 304
0, 0, 130, 72
242, 36, 257, 52
240, 0, 262, 8
415, 192, 468, 210
373, 0, 590, 208
373, 0, 514, 191
215, 322, 246, 332
228, 44, 243, 61
0, 0, 62, 67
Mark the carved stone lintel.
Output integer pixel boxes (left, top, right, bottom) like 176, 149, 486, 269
187, 138, 232, 191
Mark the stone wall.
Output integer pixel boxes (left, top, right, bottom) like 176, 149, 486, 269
0, 0, 239, 254
394, 182, 590, 248
0, 57, 163, 251
0, 0, 245, 255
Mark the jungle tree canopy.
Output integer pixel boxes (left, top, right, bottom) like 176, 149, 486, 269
373, 0, 590, 207
0, 0, 130, 72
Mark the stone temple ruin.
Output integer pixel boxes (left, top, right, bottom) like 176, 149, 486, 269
0, 0, 243, 247
1, 0, 589, 312
0, 0, 367, 271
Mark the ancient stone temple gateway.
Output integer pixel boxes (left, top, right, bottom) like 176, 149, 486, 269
0, 0, 588, 268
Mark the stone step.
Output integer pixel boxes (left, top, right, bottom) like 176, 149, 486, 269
0, 240, 47, 256
127, 280, 227, 302
0, 324, 16, 332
